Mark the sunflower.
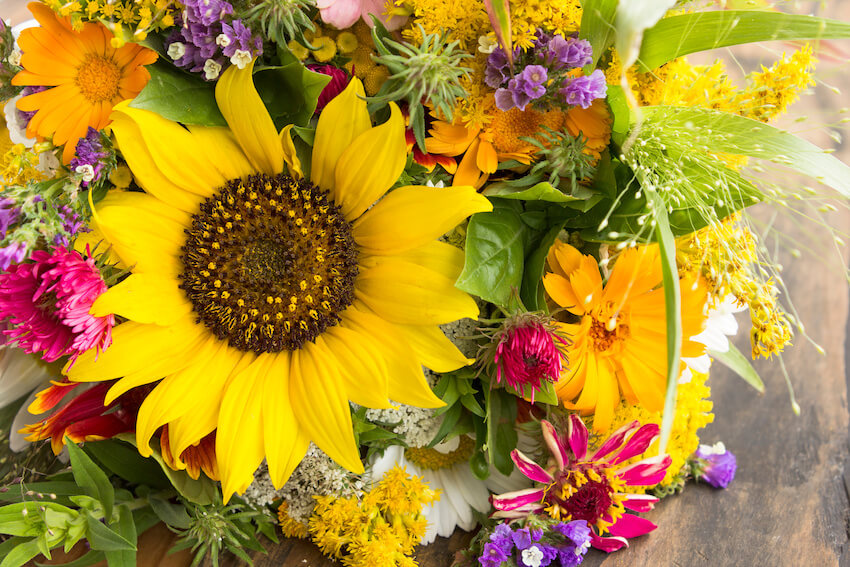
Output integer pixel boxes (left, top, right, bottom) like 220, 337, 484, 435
425, 98, 612, 188
12, 2, 157, 163
543, 240, 708, 432
65, 61, 491, 501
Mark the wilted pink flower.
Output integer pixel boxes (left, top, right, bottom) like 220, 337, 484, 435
307, 64, 351, 112
493, 316, 567, 401
491, 416, 672, 552
317, 0, 407, 31
0, 246, 113, 363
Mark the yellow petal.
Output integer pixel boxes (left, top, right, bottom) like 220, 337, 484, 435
186, 124, 256, 181
290, 341, 363, 473
112, 104, 225, 198
217, 353, 270, 502
355, 257, 479, 325
91, 272, 192, 325
262, 352, 310, 488
542, 273, 584, 315
363, 240, 465, 281
547, 239, 584, 279
216, 60, 284, 176
311, 78, 371, 192
66, 318, 206, 382
341, 304, 444, 408
320, 328, 391, 409
279, 124, 303, 179
333, 102, 406, 221
352, 185, 492, 256
135, 336, 223, 456
591, 357, 619, 432
395, 324, 473, 373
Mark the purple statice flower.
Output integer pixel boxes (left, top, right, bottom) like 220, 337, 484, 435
695, 442, 737, 488
511, 527, 543, 550
0, 241, 27, 271
518, 543, 559, 567
479, 523, 515, 567
54, 206, 86, 246
69, 128, 109, 186
543, 36, 593, 70
495, 65, 547, 111
219, 20, 263, 68
559, 69, 607, 108
485, 48, 512, 88
553, 520, 592, 566
0, 199, 19, 239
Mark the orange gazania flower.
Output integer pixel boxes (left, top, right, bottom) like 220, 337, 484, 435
425, 98, 612, 188
543, 240, 708, 432
12, 2, 157, 163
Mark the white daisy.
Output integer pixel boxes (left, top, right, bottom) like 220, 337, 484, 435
682, 295, 747, 382
0, 344, 58, 451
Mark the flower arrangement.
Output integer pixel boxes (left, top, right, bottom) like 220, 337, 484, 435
0, 0, 848, 565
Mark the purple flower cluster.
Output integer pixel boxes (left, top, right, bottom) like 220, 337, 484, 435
69, 128, 109, 186
695, 443, 737, 488
479, 521, 591, 567
167, 0, 262, 80
486, 31, 607, 112
0, 241, 27, 271
54, 206, 85, 246
0, 199, 19, 240
17, 86, 47, 125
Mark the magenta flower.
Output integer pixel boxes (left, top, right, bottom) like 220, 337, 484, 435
493, 318, 566, 401
491, 416, 672, 552
307, 64, 352, 112
0, 246, 113, 363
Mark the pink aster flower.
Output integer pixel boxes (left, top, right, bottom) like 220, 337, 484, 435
0, 246, 113, 363
491, 416, 672, 552
307, 64, 352, 112
493, 315, 567, 402
317, 0, 407, 31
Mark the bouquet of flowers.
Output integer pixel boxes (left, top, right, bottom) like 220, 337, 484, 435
0, 0, 847, 565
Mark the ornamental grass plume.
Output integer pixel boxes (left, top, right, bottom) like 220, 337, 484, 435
492, 416, 671, 552
0, 246, 113, 363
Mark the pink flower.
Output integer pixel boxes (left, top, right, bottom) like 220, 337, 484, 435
0, 246, 113, 363
491, 416, 672, 552
307, 64, 352, 112
317, 0, 407, 31
493, 316, 567, 402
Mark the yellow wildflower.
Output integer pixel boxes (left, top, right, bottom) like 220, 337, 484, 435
735, 45, 816, 122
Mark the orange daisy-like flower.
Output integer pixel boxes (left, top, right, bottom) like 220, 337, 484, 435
425, 98, 611, 188
543, 240, 708, 432
12, 2, 157, 163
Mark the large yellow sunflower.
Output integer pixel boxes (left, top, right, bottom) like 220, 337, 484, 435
543, 240, 708, 432
65, 61, 492, 500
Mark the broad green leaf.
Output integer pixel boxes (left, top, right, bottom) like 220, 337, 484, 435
104, 505, 138, 567
256, 48, 331, 129
606, 86, 630, 147
638, 11, 850, 71
84, 440, 170, 489
579, 0, 619, 71
148, 496, 192, 530
0, 537, 41, 567
647, 191, 681, 455
710, 343, 765, 393
506, 380, 559, 406
456, 203, 529, 309
640, 106, 850, 197
485, 387, 517, 477
66, 440, 114, 523
36, 550, 106, 567
129, 62, 226, 127
483, 181, 582, 203
519, 225, 563, 311
0, 537, 27, 562
615, 0, 677, 71
83, 513, 135, 553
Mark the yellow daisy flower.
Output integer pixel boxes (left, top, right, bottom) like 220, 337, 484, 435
65, 61, 492, 501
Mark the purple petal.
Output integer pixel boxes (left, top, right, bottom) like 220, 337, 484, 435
491, 488, 546, 511
608, 423, 660, 465
511, 449, 554, 484
494, 87, 516, 111
616, 455, 672, 486
590, 532, 629, 552
541, 420, 568, 469
621, 494, 659, 513
591, 420, 640, 462
607, 514, 657, 539
566, 414, 588, 461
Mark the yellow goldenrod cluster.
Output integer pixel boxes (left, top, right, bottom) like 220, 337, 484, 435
277, 501, 309, 539
734, 45, 816, 122
41, 0, 178, 45
678, 219, 793, 359
584, 372, 714, 491
0, 144, 48, 187
403, 0, 489, 51
509, 0, 582, 49
303, 466, 438, 567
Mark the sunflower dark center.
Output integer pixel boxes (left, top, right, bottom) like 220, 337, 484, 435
179, 173, 358, 354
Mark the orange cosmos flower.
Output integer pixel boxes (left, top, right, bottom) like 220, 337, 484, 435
12, 2, 157, 163
543, 240, 708, 432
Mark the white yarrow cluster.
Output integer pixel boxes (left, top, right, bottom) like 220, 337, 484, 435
365, 398, 442, 449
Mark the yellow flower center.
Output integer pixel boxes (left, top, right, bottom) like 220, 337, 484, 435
404, 436, 475, 470
179, 173, 359, 354
488, 107, 566, 154
588, 312, 629, 353
75, 54, 121, 103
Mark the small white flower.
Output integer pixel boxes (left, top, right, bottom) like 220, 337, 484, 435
6, 49, 21, 67
698, 441, 727, 456
74, 164, 96, 183
230, 49, 252, 70
215, 33, 231, 48
681, 295, 747, 382
521, 545, 544, 567
203, 58, 222, 81
478, 35, 498, 54
167, 42, 186, 61
425, 179, 445, 188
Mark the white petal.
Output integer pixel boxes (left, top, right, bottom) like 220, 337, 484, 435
0, 346, 53, 410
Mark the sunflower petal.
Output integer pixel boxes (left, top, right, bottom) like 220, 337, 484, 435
91, 272, 192, 325
262, 352, 310, 487
215, 60, 284, 176
395, 324, 473, 373
352, 185, 492, 255
320, 329, 392, 409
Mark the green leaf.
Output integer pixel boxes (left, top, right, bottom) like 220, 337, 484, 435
129, 62, 226, 127
606, 86, 630, 147
148, 496, 192, 530
255, 48, 331, 128
66, 440, 114, 522
638, 11, 850, 71
483, 181, 582, 203
710, 343, 765, 393
84, 440, 170, 489
0, 537, 27, 561
647, 191, 681, 455
84, 513, 135, 553
104, 505, 137, 567
0, 537, 41, 567
579, 0, 619, 71
519, 225, 563, 311
639, 106, 850, 198
427, 403, 463, 448
485, 387, 517, 477
615, 0, 677, 71
37, 550, 106, 567
456, 203, 529, 309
